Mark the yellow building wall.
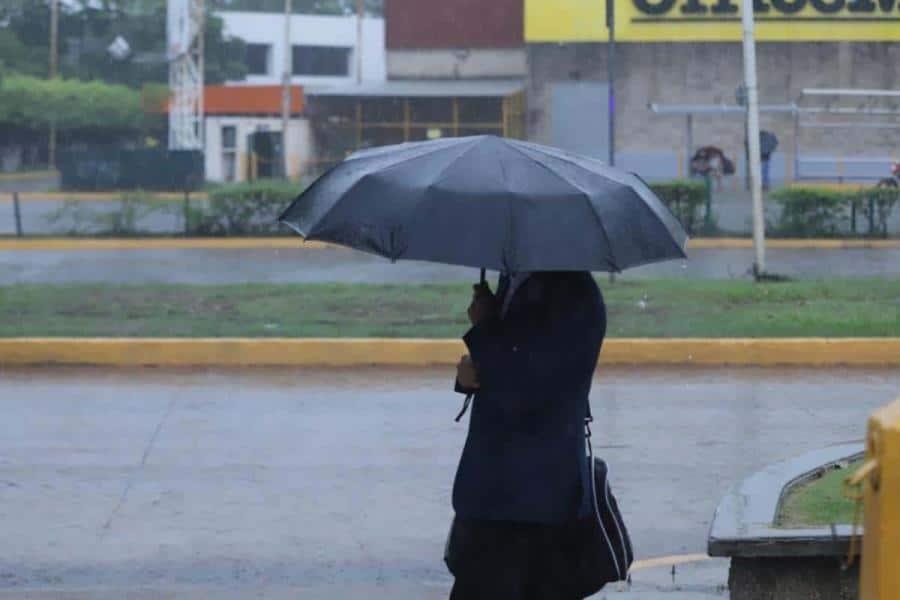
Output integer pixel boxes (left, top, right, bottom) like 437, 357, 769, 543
525, 0, 900, 42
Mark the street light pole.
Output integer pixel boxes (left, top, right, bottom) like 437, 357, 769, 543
281, 0, 292, 179
606, 0, 616, 167
356, 0, 364, 85
741, 0, 766, 276
48, 0, 59, 168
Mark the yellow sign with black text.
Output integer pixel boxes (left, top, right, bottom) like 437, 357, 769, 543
525, 0, 900, 42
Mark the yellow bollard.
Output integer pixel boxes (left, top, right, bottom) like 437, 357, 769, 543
858, 398, 900, 600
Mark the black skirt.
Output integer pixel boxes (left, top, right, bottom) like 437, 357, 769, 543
445, 517, 586, 600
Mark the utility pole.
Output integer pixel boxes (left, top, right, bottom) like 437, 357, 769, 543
281, 0, 292, 179
606, 0, 616, 166
741, 0, 766, 276
356, 0, 364, 85
167, 0, 205, 151
48, 0, 59, 168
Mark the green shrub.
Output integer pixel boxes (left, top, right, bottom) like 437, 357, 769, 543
188, 179, 300, 236
770, 187, 850, 237
650, 180, 707, 235
771, 186, 898, 238
854, 187, 899, 238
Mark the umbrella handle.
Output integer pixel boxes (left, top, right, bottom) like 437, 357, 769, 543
479, 268, 486, 285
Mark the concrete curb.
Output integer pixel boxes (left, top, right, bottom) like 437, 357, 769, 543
1, 237, 899, 251
708, 443, 864, 558
1, 338, 898, 367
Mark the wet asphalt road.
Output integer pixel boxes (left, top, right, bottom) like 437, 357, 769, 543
2, 246, 900, 284
1, 366, 897, 598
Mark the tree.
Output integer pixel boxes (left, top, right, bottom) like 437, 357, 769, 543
0, 74, 145, 132
210, 0, 383, 16
0, 1, 247, 87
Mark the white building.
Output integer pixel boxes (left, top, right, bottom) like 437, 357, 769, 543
219, 11, 387, 88
199, 11, 386, 182
201, 85, 311, 182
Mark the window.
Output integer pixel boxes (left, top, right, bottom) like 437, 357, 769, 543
292, 45, 351, 77
222, 126, 237, 150
245, 43, 271, 75
221, 125, 237, 182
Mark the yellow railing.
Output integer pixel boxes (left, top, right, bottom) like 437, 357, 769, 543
852, 398, 900, 599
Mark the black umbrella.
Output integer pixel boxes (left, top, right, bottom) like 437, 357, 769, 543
279, 136, 687, 276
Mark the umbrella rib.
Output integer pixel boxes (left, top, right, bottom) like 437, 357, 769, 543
305, 140, 478, 240
505, 143, 620, 272
521, 142, 687, 254
423, 141, 481, 192
496, 150, 516, 274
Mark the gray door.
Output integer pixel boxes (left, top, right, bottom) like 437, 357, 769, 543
551, 82, 609, 160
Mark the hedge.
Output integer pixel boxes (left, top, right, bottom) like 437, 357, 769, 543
649, 179, 708, 235
187, 179, 301, 236
770, 185, 899, 238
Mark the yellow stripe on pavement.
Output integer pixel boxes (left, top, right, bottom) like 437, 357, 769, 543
631, 553, 712, 572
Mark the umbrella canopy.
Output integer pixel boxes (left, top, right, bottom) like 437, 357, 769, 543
279, 136, 687, 273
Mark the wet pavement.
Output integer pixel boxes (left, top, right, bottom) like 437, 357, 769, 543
1, 366, 898, 598
2, 246, 900, 284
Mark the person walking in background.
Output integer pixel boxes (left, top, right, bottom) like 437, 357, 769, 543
759, 130, 778, 192
446, 271, 607, 599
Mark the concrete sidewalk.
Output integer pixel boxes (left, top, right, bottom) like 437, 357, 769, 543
2, 366, 897, 597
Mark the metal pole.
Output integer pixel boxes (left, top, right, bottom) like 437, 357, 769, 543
606, 0, 616, 166
48, 0, 59, 169
686, 114, 693, 173
741, 0, 765, 276
607, 0, 617, 283
356, 0, 364, 85
281, 0, 292, 179
13, 192, 23, 237
197, 0, 205, 151
792, 106, 800, 182
183, 190, 191, 235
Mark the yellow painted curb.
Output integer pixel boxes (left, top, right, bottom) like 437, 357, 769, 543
0, 170, 59, 182
1, 338, 897, 367
1, 237, 898, 251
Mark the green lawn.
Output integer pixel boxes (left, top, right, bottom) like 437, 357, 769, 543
778, 461, 861, 528
0, 278, 898, 338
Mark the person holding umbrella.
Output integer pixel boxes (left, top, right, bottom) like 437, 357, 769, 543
447, 269, 607, 598
279, 135, 688, 598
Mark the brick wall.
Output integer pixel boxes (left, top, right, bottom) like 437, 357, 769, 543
386, 0, 523, 49
528, 42, 900, 179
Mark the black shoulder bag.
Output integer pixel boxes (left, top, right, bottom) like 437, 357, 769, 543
572, 404, 634, 597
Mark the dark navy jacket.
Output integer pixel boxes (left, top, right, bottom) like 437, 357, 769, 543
452, 271, 606, 524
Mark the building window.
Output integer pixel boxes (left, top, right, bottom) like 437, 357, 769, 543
245, 43, 271, 75
221, 125, 237, 182
292, 45, 351, 77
